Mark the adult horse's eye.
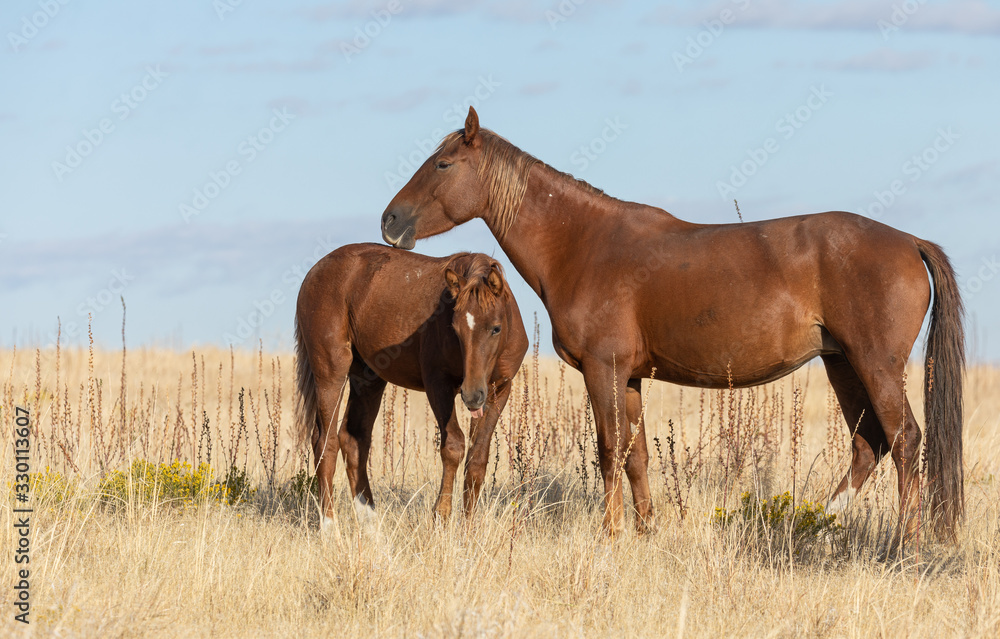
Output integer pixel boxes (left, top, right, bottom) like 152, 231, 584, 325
436, 160, 452, 170
491, 325, 501, 336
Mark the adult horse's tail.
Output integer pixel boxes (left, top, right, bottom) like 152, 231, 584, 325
294, 315, 320, 449
916, 238, 965, 539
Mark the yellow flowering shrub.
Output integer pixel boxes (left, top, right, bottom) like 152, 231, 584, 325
713, 490, 840, 554
99, 460, 233, 508
27, 467, 73, 504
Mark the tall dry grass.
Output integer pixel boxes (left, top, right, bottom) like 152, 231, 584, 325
1, 325, 999, 637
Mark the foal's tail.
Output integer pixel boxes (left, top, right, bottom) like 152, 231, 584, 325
916, 238, 966, 540
294, 315, 320, 449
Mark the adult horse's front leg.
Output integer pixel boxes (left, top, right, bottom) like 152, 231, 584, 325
582, 359, 633, 535
625, 378, 655, 533
426, 382, 466, 521
462, 379, 513, 517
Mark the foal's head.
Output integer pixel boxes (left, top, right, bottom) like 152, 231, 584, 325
444, 255, 509, 418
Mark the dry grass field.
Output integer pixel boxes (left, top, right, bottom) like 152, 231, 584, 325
1, 332, 999, 637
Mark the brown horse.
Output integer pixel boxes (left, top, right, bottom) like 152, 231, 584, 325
295, 243, 528, 528
381, 107, 965, 540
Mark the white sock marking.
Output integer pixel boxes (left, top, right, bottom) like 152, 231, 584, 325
321, 515, 337, 534
354, 494, 376, 522
826, 486, 855, 515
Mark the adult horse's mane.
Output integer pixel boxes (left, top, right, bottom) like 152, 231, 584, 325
446, 252, 507, 312
437, 128, 617, 237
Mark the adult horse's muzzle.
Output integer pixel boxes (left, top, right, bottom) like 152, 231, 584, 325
381, 207, 417, 250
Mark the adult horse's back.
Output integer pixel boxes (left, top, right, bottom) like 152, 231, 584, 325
381, 107, 965, 540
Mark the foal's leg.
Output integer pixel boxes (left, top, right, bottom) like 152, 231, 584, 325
426, 381, 465, 521
582, 359, 631, 536
312, 348, 352, 530
339, 360, 387, 518
625, 378, 655, 534
822, 353, 889, 514
462, 379, 513, 517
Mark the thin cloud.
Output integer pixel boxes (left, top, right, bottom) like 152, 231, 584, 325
620, 78, 642, 96
533, 39, 562, 52
224, 56, 333, 73
819, 48, 935, 72
519, 81, 559, 96
0, 219, 374, 292
199, 42, 263, 57
930, 160, 1000, 188
300, 0, 618, 23
651, 0, 1000, 35
369, 86, 444, 112
301, 0, 483, 21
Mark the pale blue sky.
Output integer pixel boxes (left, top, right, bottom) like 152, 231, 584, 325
2, 0, 999, 360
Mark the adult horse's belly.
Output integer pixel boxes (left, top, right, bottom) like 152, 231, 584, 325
640, 264, 828, 388
646, 332, 825, 389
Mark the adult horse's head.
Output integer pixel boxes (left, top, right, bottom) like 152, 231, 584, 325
381, 106, 538, 249
444, 255, 510, 418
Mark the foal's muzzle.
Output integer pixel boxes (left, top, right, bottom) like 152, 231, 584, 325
461, 387, 486, 419
381, 207, 416, 250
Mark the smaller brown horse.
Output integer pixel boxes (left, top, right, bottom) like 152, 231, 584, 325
295, 243, 528, 528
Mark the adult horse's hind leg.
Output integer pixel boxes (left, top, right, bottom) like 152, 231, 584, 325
426, 380, 465, 521
339, 358, 387, 519
625, 378, 655, 534
849, 352, 922, 545
463, 379, 513, 517
822, 353, 889, 513
826, 343, 922, 546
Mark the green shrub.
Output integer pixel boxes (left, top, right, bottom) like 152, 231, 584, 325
714, 491, 840, 555
218, 464, 257, 505
27, 467, 73, 504
287, 468, 318, 503
99, 460, 230, 508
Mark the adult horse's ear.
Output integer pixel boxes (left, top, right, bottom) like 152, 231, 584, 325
487, 264, 504, 296
445, 269, 464, 299
464, 106, 480, 146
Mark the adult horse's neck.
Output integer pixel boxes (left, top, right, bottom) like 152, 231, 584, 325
481, 163, 677, 304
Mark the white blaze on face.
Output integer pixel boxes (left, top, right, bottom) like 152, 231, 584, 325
466, 312, 476, 331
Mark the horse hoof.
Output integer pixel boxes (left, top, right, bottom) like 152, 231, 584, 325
353, 495, 377, 528
636, 517, 657, 536
320, 515, 339, 536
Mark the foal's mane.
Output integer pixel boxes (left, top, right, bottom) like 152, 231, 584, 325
445, 252, 507, 314
437, 128, 615, 237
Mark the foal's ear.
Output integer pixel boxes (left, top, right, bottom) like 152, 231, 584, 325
486, 264, 504, 296
445, 269, 464, 299
464, 106, 480, 146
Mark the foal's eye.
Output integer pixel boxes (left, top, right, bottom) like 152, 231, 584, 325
436, 160, 452, 170
491, 325, 501, 336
